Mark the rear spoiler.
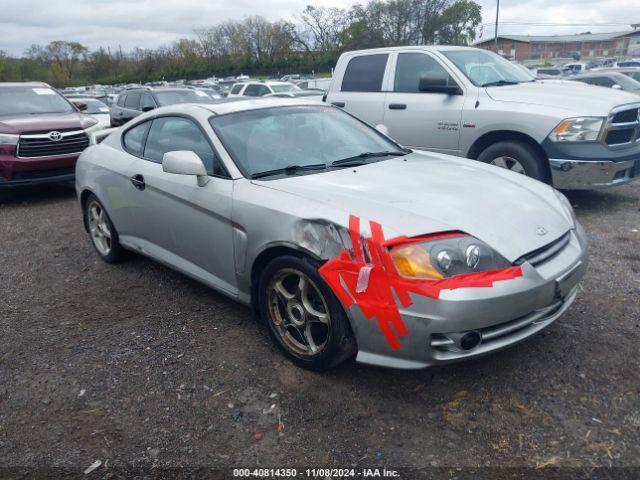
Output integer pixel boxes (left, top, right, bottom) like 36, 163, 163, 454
90, 127, 118, 145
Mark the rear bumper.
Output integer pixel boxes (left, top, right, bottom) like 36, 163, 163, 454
549, 158, 639, 189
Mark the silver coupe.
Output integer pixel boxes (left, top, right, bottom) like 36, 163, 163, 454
76, 98, 588, 370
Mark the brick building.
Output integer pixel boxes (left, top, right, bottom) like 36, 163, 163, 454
474, 30, 640, 61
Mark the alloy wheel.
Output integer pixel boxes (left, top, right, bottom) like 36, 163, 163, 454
267, 268, 331, 357
490, 156, 526, 174
87, 201, 112, 256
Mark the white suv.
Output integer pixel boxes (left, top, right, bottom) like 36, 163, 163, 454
227, 81, 300, 98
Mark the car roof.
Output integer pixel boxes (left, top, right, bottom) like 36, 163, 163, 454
136, 98, 325, 119
339, 45, 479, 56
0, 82, 50, 88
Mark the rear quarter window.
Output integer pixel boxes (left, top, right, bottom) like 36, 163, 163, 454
341, 54, 388, 92
122, 121, 150, 156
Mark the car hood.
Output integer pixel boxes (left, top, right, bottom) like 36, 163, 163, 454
255, 153, 572, 262
486, 80, 640, 115
0, 112, 96, 134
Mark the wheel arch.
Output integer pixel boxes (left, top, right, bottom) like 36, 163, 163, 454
249, 243, 322, 315
79, 188, 98, 233
466, 130, 551, 183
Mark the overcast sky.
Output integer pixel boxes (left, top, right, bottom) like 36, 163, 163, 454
0, 0, 638, 56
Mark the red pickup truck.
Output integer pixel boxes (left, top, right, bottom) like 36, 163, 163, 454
0, 82, 100, 188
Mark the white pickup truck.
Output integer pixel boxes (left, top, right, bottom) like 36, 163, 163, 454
325, 46, 640, 189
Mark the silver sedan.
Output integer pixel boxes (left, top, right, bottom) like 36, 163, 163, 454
76, 98, 588, 371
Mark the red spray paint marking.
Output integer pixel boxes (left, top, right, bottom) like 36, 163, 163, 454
318, 215, 522, 350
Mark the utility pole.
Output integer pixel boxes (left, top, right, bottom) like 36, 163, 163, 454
494, 0, 500, 52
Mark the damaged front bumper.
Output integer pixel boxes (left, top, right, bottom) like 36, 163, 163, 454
348, 224, 588, 369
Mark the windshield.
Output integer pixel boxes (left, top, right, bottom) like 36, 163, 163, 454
271, 84, 299, 93
0, 86, 75, 116
210, 106, 400, 178
621, 71, 640, 83
612, 75, 640, 92
442, 50, 535, 86
81, 99, 110, 114
154, 90, 213, 106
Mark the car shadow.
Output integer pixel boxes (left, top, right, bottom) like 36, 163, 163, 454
563, 187, 635, 214
0, 183, 77, 206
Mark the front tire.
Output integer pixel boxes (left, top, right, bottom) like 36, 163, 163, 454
84, 194, 127, 263
258, 255, 356, 371
477, 140, 548, 182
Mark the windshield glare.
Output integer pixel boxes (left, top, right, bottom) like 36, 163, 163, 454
210, 106, 399, 177
442, 50, 535, 86
0, 87, 75, 115
154, 90, 213, 106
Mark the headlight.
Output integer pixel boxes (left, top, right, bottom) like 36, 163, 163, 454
84, 121, 103, 135
389, 234, 510, 280
553, 188, 576, 226
0, 133, 19, 145
548, 117, 604, 142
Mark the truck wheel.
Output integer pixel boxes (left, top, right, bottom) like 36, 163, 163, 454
258, 255, 356, 371
477, 141, 548, 182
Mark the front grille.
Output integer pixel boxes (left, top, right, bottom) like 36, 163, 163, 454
515, 232, 571, 267
604, 105, 640, 148
17, 130, 89, 158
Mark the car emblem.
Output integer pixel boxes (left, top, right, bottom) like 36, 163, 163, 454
536, 227, 548, 236
48, 131, 63, 141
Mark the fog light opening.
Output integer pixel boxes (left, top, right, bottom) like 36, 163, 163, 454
460, 331, 482, 351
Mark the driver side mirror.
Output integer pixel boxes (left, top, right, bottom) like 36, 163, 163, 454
73, 101, 88, 111
611, 84, 622, 90
141, 105, 155, 112
418, 76, 461, 95
162, 150, 210, 187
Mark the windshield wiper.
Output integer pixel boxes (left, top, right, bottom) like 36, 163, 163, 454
331, 150, 408, 167
251, 163, 327, 179
481, 80, 520, 87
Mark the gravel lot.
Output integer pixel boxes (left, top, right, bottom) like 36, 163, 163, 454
0, 182, 639, 477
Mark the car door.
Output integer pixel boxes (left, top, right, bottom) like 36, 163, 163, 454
122, 92, 141, 123
125, 115, 237, 295
383, 51, 466, 154
112, 93, 127, 125
328, 53, 390, 127
139, 92, 157, 112
242, 84, 262, 97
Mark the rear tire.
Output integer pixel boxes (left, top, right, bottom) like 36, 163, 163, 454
258, 255, 356, 371
477, 140, 548, 182
84, 194, 127, 264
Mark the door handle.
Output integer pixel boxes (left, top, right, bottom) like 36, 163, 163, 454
130, 174, 145, 190
388, 103, 407, 110
331, 101, 345, 107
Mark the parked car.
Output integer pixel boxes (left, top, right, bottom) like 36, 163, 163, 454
594, 67, 640, 83
0, 82, 100, 188
533, 67, 564, 78
76, 98, 587, 370
227, 81, 301, 98
325, 46, 640, 189
616, 59, 640, 68
70, 98, 111, 128
571, 72, 640, 96
110, 88, 214, 127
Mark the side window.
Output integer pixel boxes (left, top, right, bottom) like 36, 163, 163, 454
394, 53, 452, 93
143, 117, 224, 176
230, 84, 244, 95
341, 54, 388, 92
258, 85, 271, 96
593, 77, 615, 87
140, 93, 156, 111
116, 94, 127, 107
122, 121, 150, 156
124, 92, 141, 110
243, 84, 261, 97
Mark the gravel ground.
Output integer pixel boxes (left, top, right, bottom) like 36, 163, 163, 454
0, 182, 639, 477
